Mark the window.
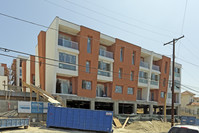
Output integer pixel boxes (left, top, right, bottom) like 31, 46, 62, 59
130, 71, 134, 81
120, 47, 124, 62
19, 60, 22, 67
119, 68, 122, 79
151, 73, 158, 81
86, 61, 90, 73
161, 92, 165, 98
167, 93, 172, 98
56, 79, 72, 94
32, 75, 35, 85
87, 37, 91, 53
127, 87, 133, 94
98, 61, 111, 77
163, 78, 166, 87
59, 52, 76, 71
82, 80, 92, 90
132, 52, 135, 65
139, 71, 148, 79
58, 34, 71, 47
115, 86, 122, 93
165, 62, 168, 74
19, 69, 22, 76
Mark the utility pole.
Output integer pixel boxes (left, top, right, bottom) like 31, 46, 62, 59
164, 35, 184, 127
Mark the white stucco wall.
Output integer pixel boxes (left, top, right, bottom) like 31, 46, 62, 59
0, 76, 8, 90
35, 45, 40, 87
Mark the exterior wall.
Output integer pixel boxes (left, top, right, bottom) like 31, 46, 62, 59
156, 56, 170, 105
0, 65, 4, 76
35, 45, 40, 86
77, 26, 100, 98
45, 18, 58, 94
22, 61, 26, 92
181, 94, 194, 108
11, 59, 17, 85
0, 76, 8, 90
111, 39, 141, 101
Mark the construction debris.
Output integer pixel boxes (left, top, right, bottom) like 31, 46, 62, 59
122, 117, 129, 128
113, 117, 122, 128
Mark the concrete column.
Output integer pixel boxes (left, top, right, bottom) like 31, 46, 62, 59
133, 103, 137, 114
63, 99, 67, 107
176, 106, 180, 115
90, 100, 95, 110
113, 102, 119, 115
149, 104, 153, 115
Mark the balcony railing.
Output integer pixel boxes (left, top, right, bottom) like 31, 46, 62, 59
98, 70, 111, 77
59, 63, 76, 71
150, 80, 158, 86
58, 38, 78, 50
175, 72, 180, 77
140, 61, 149, 69
139, 78, 148, 84
152, 64, 160, 71
99, 49, 113, 59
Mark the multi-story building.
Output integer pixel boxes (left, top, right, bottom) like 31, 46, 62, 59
11, 55, 28, 87
0, 63, 8, 90
166, 62, 182, 114
22, 17, 180, 115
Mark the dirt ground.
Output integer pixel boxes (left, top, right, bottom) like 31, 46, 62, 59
0, 121, 171, 133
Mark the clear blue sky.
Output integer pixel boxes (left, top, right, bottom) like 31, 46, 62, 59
0, 0, 199, 94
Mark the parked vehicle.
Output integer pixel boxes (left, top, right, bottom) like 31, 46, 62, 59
168, 125, 199, 133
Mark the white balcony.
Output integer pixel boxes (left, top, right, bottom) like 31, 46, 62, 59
152, 64, 160, 71
140, 61, 149, 69
58, 39, 79, 55
97, 70, 113, 82
138, 78, 148, 87
99, 49, 114, 62
150, 80, 159, 89
57, 63, 78, 77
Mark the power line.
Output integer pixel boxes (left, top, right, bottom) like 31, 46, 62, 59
43, 0, 163, 43
83, 0, 179, 35
62, 0, 172, 38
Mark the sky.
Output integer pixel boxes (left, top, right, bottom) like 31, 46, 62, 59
0, 0, 199, 94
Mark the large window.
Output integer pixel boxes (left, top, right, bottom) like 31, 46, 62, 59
127, 87, 134, 95
165, 62, 168, 74
19, 69, 22, 76
119, 68, 122, 79
86, 61, 90, 73
82, 80, 92, 90
161, 91, 165, 98
139, 71, 148, 79
163, 78, 166, 87
59, 52, 76, 71
151, 73, 158, 81
56, 79, 72, 94
120, 47, 124, 62
132, 52, 135, 65
130, 71, 134, 81
96, 84, 107, 97
98, 61, 111, 77
115, 86, 122, 93
87, 37, 91, 53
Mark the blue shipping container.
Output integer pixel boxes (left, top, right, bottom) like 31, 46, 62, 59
46, 104, 113, 133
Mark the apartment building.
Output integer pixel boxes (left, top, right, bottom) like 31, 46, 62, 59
22, 17, 178, 115
0, 63, 8, 90
166, 62, 182, 114
11, 55, 28, 87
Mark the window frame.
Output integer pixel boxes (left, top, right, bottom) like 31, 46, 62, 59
127, 87, 134, 95
115, 85, 123, 93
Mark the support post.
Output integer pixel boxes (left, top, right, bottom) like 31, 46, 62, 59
114, 101, 119, 115
133, 103, 137, 114
90, 100, 95, 110
149, 104, 153, 115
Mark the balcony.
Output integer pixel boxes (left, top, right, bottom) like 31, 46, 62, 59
99, 49, 113, 59
140, 61, 149, 69
59, 63, 76, 71
175, 72, 180, 77
98, 70, 111, 77
58, 38, 78, 50
139, 78, 148, 84
152, 64, 160, 71
151, 80, 158, 86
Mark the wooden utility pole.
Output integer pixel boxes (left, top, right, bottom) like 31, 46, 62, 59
164, 35, 184, 127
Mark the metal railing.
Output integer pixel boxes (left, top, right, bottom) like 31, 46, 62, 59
99, 49, 113, 59
175, 72, 180, 77
139, 78, 148, 84
59, 63, 76, 71
150, 80, 158, 86
58, 38, 78, 50
140, 61, 149, 69
152, 64, 160, 71
98, 70, 111, 77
